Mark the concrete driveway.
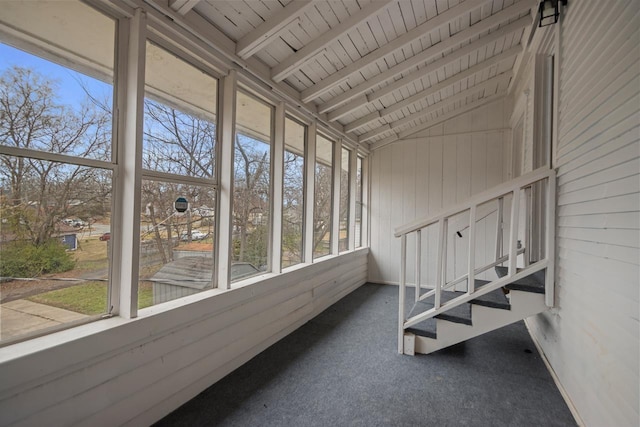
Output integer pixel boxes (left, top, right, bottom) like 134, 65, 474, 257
0, 299, 87, 341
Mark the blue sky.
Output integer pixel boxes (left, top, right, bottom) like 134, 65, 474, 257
0, 42, 112, 107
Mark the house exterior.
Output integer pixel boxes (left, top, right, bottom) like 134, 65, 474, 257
0, 1, 637, 426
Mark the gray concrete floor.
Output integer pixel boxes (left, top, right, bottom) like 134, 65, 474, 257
156, 283, 577, 427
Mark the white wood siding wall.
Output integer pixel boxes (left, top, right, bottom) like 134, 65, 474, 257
369, 99, 511, 286
526, 2, 639, 426
0, 250, 368, 426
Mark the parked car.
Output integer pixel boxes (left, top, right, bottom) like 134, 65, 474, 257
99, 232, 111, 241
180, 230, 208, 241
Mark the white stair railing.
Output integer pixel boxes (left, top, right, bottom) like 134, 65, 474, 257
396, 168, 556, 353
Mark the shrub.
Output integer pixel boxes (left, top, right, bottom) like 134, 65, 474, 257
0, 240, 75, 278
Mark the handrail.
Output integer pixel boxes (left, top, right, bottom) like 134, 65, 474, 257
396, 167, 556, 354
394, 167, 554, 237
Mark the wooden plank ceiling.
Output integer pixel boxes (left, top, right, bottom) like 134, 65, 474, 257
183, 0, 533, 147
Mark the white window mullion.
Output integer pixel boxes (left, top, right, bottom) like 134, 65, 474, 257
331, 138, 341, 255
271, 101, 285, 274
216, 69, 237, 289
348, 148, 357, 251
113, 8, 146, 318
361, 155, 370, 248
303, 121, 316, 263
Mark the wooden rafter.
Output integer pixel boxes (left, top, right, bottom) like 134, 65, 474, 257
301, 0, 488, 103
316, 1, 532, 113
326, 16, 529, 122
369, 93, 506, 150
169, 0, 200, 15
271, 0, 394, 82
358, 72, 512, 143
236, 1, 315, 59
344, 47, 520, 133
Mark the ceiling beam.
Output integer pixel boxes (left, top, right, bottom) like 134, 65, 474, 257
369, 94, 506, 150
344, 48, 519, 133
358, 73, 512, 143
236, 0, 315, 59
398, 93, 506, 140
301, 0, 487, 103
169, 0, 200, 15
326, 16, 529, 121
271, 0, 394, 82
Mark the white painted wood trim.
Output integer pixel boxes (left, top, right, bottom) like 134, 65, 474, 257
434, 218, 446, 309
114, 8, 146, 319
361, 154, 370, 248
348, 147, 357, 251
271, 0, 394, 82
467, 205, 477, 294
508, 189, 521, 276
216, 70, 237, 290
303, 121, 317, 263
331, 139, 341, 255
415, 229, 422, 301
398, 234, 406, 354
272, 102, 285, 274
545, 171, 556, 307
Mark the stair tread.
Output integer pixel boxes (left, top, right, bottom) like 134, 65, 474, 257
469, 286, 511, 310
409, 291, 472, 326
495, 266, 546, 294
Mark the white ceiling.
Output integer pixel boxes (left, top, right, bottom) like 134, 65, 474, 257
174, 0, 534, 147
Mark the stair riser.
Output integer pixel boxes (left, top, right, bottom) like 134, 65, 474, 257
408, 290, 547, 355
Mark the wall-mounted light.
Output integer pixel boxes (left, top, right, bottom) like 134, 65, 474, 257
538, 0, 568, 27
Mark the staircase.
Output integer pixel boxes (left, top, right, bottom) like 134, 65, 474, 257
396, 168, 556, 355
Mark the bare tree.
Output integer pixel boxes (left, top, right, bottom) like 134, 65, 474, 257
0, 66, 111, 245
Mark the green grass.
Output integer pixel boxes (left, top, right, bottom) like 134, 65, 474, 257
28, 282, 153, 315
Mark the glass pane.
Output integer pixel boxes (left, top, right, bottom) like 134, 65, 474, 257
138, 180, 216, 308
282, 117, 305, 268
356, 157, 363, 247
0, 157, 112, 343
232, 91, 272, 279
339, 148, 350, 253
314, 135, 333, 259
144, 42, 217, 178
0, 41, 114, 161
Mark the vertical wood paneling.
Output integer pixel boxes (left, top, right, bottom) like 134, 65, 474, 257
369, 99, 510, 284
525, 3, 640, 426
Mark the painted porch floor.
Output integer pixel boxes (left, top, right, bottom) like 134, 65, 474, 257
155, 283, 576, 427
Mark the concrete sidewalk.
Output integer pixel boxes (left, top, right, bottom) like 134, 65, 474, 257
0, 299, 87, 341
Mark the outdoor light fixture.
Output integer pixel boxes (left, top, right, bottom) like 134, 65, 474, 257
538, 0, 567, 27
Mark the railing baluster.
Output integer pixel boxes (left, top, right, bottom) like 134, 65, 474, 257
508, 188, 521, 276
495, 197, 504, 263
524, 186, 532, 267
398, 233, 407, 354
415, 229, 421, 302
468, 205, 477, 294
435, 218, 446, 309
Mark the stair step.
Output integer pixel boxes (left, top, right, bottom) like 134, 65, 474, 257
468, 284, 511, 310
410, 291, 473, 325
495, 266, 546, 294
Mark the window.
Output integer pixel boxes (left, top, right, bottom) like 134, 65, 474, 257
313, 134, 333, 259
232, 91, 273, 279
282, 117, 306, 268
339, 148, 351, 253
355, 156, 363, 248
0, 1, 116, 344
138, 41, 218, 307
